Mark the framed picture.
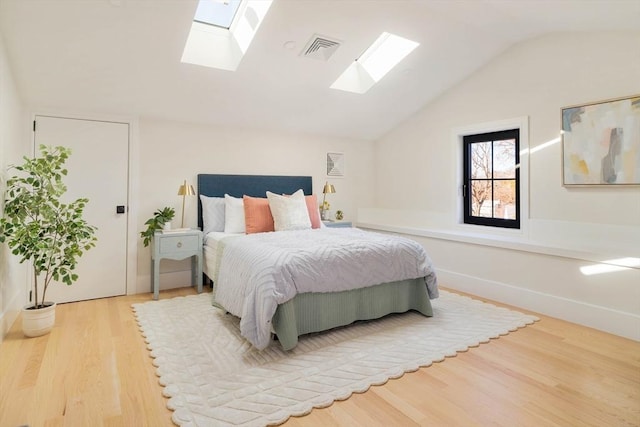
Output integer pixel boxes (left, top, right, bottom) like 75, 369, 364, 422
562, 95, 640, 186
326, 152, 345, 177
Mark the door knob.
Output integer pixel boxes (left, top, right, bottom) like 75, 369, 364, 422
116, 205, 126, 214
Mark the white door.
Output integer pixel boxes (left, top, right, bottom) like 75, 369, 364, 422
34, 116, 129, 303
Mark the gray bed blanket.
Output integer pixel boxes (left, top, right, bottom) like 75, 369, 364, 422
214, 227, 438, 349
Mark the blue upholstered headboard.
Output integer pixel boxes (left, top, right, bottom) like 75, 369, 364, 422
197, 174, 313, 230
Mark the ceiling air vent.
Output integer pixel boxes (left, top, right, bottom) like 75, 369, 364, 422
301, 34, 341, 61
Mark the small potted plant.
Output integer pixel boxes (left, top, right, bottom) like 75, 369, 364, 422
320, 201, 330, 221
0, 145, 97, 337
335, 210, 344, 221
140, 207, 175, 247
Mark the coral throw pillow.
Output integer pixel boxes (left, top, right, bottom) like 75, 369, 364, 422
304, 195, 322, 229
243, 196, 275, 234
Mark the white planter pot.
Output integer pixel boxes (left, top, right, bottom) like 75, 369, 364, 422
22, 302, 56, 337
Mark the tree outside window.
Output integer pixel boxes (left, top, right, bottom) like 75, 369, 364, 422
463, 129, 520, 228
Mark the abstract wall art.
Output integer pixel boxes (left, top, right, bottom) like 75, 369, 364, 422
327, 152, 345, 177
562, 95, 640, 186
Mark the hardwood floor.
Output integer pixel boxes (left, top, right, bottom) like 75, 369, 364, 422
1, 287, 638, 427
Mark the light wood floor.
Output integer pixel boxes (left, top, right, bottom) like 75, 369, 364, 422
1, 287, 638, 427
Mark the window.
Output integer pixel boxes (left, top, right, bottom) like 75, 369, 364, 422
194, 0, 242, 29
463, 129, 520, 229
330, 32, 419, 94
181, 0, 274, 71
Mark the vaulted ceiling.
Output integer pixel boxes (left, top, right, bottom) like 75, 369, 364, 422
1, 0, 638, 141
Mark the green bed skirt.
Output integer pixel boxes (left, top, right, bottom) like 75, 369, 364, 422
272, 278, 433, 351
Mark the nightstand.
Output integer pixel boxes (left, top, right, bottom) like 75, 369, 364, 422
323, 221, 353, 228
151, 230, 203, 300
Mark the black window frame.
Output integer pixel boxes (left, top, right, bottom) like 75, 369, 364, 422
463, 129, 520, 229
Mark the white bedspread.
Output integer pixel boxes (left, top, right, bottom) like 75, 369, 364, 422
214, 228, 438, 350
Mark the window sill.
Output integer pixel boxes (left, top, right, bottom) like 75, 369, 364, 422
357, 221, 639, 268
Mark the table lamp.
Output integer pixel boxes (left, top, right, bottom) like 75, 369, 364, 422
177, 179, 195, 228
321, 181, 335, 219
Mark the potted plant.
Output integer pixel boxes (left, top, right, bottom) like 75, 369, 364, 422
320, 200, 330, 221
0, 145, 97, 337
140, 207, 175, 247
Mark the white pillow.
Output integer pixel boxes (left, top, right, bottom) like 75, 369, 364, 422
266, 189, 312, 231
200, 195, 225, 235
224, 194, 246, 233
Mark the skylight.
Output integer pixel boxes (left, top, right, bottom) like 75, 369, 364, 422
331, 32, 419, 94
194, 0, 242, 29
181, 0, 273, 71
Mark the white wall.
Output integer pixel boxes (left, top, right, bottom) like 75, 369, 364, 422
0, 31, 28, 343
366, 32, 640, 340
135, 118, 375, 294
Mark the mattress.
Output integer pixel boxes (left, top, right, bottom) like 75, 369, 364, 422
202, 231, 242, 279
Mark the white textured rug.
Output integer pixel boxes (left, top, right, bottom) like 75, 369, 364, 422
132, 291, 538, 427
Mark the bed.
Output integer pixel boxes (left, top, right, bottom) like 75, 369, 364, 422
197, 174, 438, 350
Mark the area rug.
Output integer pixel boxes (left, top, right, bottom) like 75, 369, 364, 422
132, 290, 538, 427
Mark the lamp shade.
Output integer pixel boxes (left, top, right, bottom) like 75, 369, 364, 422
178, 182, 195, 196
323, 182, 336, 194
177, 179, 195, 228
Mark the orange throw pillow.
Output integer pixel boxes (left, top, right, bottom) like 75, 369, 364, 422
243, 196, 274, 234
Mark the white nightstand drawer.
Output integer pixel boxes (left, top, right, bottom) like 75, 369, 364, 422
158, 234, 199, 254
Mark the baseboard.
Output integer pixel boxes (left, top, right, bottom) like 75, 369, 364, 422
0, 291, 22, 344
436, 268, 640, 342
